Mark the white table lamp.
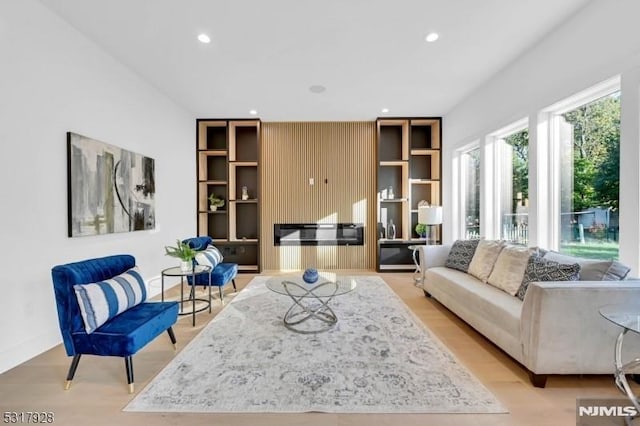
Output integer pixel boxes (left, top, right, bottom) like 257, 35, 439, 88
418, 205, 443, 245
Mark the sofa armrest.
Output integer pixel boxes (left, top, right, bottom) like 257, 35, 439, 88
418, 244, 451, 271
520, 280, 640, 374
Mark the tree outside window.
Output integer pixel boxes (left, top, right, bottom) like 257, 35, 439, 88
558, 92, 620, 259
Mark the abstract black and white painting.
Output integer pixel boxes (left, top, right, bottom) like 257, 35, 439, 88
67, 132, 155, 237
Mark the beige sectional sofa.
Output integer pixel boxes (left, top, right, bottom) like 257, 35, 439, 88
419, 243, 640, 387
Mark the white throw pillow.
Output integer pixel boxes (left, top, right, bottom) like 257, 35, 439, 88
487, 245, 533, 296
467, 240, 506, 283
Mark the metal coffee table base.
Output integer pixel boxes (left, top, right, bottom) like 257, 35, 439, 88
613, 328, 640, 424
281, 280, 339, 334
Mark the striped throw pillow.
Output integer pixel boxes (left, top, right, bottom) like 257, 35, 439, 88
194, 245, 224, 270
73, 267, 147, 334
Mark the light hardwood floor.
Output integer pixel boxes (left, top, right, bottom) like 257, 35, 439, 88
0, 273, 629, 425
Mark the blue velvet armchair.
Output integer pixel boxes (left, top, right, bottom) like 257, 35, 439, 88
51, 254, 179, 393
183, 236, 238, 303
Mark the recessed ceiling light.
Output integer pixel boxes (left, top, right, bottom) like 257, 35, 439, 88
197, 34, 211, 44
425, 32, 439, 43
249, 109, 257, 115
381, 108, 389, 113
309, 85, 326, 94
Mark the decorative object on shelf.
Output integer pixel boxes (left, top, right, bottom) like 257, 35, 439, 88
302, 268, 319, 284
164, 240, 196, 272
415, 223, 427, 238
418, 204, 443, 245
378, 222, 386, 239
208, 194, 225, 211
381, 188, 388, 199
416, 200, 429, 238
388, 186, 394, 199
67, 132, 156, 237
387, 219, 396, 240
241, 186, 249, 200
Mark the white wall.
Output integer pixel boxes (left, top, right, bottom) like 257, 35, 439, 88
443, 0, 640, 272
0, 0, 195, 373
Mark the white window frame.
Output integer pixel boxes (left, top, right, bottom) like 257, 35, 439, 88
455, 143, 481, 240
485, 118, 529, 241
541, 76, 621, 251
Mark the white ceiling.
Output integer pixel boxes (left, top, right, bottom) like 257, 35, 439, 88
38, 0, 590, 121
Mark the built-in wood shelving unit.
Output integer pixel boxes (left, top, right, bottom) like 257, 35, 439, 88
196, 119, 261, 272
377, 117, 442, 271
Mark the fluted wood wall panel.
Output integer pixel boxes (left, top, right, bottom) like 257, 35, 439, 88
261, 122, 376, 270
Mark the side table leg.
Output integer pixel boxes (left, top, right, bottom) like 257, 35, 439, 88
613, 329, 640, 422
412, 248, 423, 287
180, 277, 184, 314
191, 271, 196, 327
161, 274, 165, 302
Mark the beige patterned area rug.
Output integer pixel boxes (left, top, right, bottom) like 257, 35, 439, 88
125, 276, 507, 414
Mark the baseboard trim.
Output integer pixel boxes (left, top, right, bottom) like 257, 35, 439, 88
0, 330, 60, 374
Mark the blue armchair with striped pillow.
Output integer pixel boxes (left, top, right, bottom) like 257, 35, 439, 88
183, 236, 238, 303
51, 254, 179, 393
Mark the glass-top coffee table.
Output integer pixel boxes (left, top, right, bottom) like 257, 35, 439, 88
266, 273, 356, 334
599, 304, 640, 419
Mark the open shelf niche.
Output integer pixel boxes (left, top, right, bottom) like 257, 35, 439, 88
196, 119, 261, 272
376, 117, 442, 271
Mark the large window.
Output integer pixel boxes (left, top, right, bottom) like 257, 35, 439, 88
452, 77, 625, 264
500, 128, 529, 245
461, 147, 480, 239
556, 91, 621, 259
485, 119, 529, 244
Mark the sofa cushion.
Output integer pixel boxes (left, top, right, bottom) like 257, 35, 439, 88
516, 256, 580, 301
445, 239, 480, 272
468, 240, 506, 283
73, 267, 147, 334
195, 245, 224, 270
71, 301, 179, 356
487, 245, 533, 296
210, 263, 238, 286
543, 251, 630, 281
424, 267, 524, 361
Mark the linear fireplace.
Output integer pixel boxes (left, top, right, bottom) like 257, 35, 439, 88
274, 223, 364, 246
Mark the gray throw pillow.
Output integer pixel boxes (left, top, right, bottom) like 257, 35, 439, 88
445, 239, 480, 273
516, 256, 581, 301
543, 251, 630, 281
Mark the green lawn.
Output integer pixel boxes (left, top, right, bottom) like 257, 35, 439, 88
559, 241, 619, 260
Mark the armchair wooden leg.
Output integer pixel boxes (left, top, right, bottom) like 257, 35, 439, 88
125, 356, 134, 394
232, 279, 237, 292
64, 354, 82, 390
219, 286, 224, 304
167, 326, 177, 350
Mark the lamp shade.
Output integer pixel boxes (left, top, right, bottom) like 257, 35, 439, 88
418, 206, 443, 225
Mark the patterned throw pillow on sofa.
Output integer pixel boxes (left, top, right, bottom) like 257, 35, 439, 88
543, 251, 630, 281
445, 239, 481, 272
515, 256, 581, 301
